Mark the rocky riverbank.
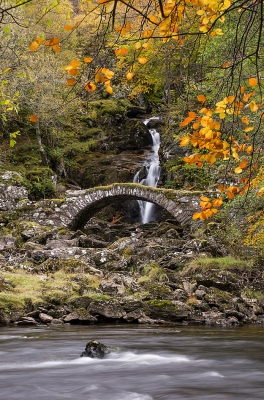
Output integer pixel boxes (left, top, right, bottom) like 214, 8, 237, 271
0, 174, 264, 327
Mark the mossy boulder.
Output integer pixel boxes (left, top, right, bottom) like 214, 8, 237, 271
143, 299, 190, 322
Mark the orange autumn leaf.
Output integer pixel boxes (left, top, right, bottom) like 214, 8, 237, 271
200, 196, 210, 201
241, 116, 249, 125
70, 60, 81, 68
192, 212, 205, 220
46, 37, 60, 46
53, 44, 60, 53
29, 114, 38, 122
239, 159, 248, 169
84, 57, 93, 63
228, 186, 239, 194
84, 81, 96, 92
189, 111, 196, 118
218, 184, 227, 192
67, 78, 77, 86
226, 191, 235, 199
64, 25, 73, 31
68, 68, 79, 76
115, 47, 128, 56
248, 77, 258, 86
246, 145, 253, 153
29, 40, 39, 51
212, 197, 223, 207
197, 94, 206, 102
105, 85, 113, 94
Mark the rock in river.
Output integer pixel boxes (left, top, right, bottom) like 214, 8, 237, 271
80, 340, 117, 358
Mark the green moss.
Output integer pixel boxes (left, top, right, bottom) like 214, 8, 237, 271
88, 99, 130, 116
42, 291, 69, 305
86, 293, 112, 301
242, 289, 264, 301
24, 167, 55, 200
141, 283, 172, 299
138, 262, 167, 283
182, 256, 249, 276
0, 293, 25, 312
122, 248, 134, 257
76, 307, 92, 318
146, 300, 175, 308
50, 198, 65, 205
211, 288, 233, 302
79, 128, 105, 141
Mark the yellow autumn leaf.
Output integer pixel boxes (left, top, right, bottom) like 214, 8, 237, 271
249, 101, 258, 112
101, 68, 114, 79
143, 42, 151, 49
138, 57, 147, 64
244, 126, 254, 132
126, 72, 134, 80
134, 42, 141, 50
214, 28, 223, 35
179, 136, 190, 146
106, 85, 113, 94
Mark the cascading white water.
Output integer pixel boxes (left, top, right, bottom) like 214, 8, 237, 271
133, 117, 161, 224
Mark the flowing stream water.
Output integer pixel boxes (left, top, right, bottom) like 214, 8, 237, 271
133, 117, 161, 224
1, 324, 264, 400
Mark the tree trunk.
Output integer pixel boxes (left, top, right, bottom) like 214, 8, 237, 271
35, 119, 49, 166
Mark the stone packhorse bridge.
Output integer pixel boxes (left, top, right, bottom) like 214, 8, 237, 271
55, 183, 200, 229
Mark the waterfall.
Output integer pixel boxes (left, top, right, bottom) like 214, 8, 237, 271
133, 117, 161, 224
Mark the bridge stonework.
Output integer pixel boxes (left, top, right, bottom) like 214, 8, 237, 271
55, 183, 200, 229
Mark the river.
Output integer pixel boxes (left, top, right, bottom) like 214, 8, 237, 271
1, 324, 264, 399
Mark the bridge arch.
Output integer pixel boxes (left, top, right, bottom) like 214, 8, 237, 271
57, 183, 198, 229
